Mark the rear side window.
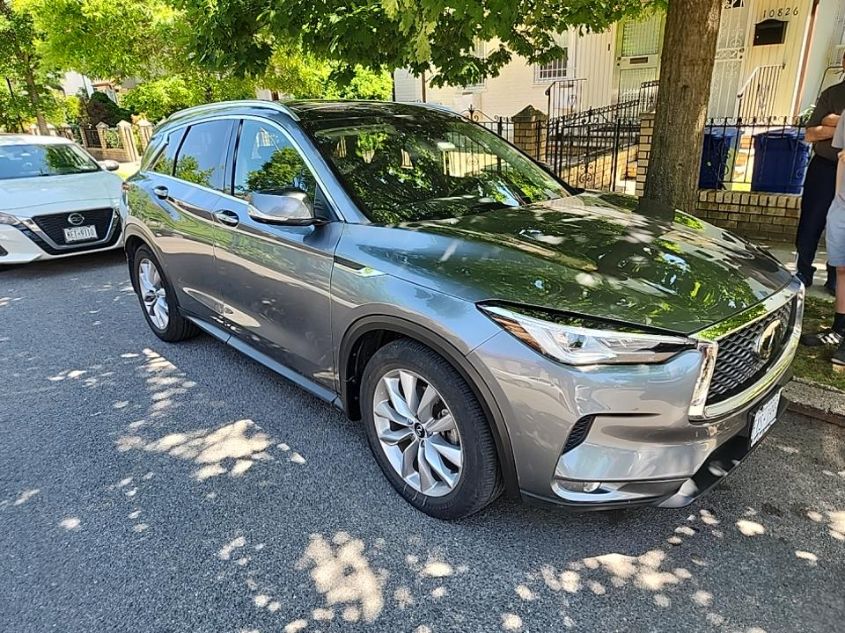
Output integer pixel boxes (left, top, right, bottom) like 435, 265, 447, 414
173, 120, 232, 190
148, 128, 184, 176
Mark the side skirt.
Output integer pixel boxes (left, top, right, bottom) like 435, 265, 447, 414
187, 316, 342, 409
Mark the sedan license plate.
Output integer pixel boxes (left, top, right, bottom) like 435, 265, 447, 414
63, 225, 97, 242
750, 390, 781, 447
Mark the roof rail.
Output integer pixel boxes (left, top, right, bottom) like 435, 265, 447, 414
162, 100, 300, 126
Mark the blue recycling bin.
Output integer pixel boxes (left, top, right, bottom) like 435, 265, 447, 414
699, 127, 739, 189
751, 128, 811, 194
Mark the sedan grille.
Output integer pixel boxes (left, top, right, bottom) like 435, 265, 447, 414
31, 208, 115, 245
706, 297, 796, 405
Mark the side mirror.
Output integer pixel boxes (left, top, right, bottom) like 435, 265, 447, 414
100, 159, 120, 172
248, 189, 327, 226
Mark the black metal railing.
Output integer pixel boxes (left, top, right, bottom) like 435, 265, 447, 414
545, 78, 587, 119
700, 117, 809, 193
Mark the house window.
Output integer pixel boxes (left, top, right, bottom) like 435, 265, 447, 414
535, 32, 570, 82
463, 40, 486, 91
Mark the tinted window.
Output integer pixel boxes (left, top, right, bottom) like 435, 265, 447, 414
233, 120, 316, 199
173, 120, 232, 190
150, 130, 185, 176
0, 143, 99, 180
308, 115, 569, 224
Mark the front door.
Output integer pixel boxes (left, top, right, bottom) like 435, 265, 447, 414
213, 118, 342, 389
615, 13, 664, 104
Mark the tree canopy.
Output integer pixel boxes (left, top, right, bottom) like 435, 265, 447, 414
179, 0, 657, 87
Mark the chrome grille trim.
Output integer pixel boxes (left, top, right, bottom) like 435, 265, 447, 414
689, 279, 804, 421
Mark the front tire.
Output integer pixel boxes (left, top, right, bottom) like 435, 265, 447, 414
131, 245, 198, 342
361, 339, 502, 519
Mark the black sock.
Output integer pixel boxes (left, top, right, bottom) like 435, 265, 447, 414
833, 313, 845, 334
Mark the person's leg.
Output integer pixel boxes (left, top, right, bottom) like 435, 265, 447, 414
803, 201, 845, 348
832, 267, 845, 369
796, 156, 837, 285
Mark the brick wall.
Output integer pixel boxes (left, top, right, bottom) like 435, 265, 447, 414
695, 190, 800, 241
635, 112, 801, 242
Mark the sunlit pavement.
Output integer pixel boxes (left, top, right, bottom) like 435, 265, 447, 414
1, 252, 843, 633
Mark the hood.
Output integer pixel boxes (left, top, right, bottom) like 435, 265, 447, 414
0, 171, 123, 214
348, 194, 793, 335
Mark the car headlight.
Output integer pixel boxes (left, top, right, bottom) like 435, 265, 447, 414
479, 304, 696, 366
0, 212, 19, 225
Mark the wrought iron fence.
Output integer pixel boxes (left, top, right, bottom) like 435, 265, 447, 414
700, 117, 809, 193
82, 126, 102, 148
470, 109, 640, 194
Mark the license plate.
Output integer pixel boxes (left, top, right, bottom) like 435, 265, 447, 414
63, 225, 97, 242
750, 390, 781, 447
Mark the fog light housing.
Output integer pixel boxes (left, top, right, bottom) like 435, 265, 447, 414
558, 480, 602, 493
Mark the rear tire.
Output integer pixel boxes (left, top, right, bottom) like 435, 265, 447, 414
131, 245, 199, 342
361, 339, 502, 519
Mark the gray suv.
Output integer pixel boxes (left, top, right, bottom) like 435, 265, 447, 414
123, 100, 803, 519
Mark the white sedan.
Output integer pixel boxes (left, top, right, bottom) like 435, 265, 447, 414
0, 134, 125, 264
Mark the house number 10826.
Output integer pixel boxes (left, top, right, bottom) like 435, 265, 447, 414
762, 7, 799, 18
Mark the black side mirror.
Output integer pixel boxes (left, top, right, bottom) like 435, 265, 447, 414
247, 188, 327, 226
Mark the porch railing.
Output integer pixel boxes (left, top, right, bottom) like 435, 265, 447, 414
737, 65, 784, 121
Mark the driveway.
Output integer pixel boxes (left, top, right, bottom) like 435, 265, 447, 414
1, 252, 843, 632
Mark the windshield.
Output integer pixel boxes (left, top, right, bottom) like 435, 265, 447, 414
308, 114, 569, 223
0, 143, 101, 180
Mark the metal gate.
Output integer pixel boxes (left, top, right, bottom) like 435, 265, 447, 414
709, 0, 752, 118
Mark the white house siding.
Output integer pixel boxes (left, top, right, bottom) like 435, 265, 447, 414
578, 28, 617, 110
393, 0, 831, 119
800, 0, 845, 111
393, 69, 423, 102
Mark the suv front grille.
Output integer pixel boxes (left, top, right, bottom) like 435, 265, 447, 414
706, 297, 796, 405
31, 208, 115, 245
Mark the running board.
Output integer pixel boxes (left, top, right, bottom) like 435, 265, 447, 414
187, 316, 342, 408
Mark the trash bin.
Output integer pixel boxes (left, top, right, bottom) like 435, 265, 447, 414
751, 128, 811, 194
699, 127, 739, 189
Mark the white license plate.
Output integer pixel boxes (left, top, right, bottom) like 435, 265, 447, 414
63, 225, 98, 242
750, 390, 781, 447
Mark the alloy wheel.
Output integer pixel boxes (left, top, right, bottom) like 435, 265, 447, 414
138, 258, 169, 330
372, 369, 463, 497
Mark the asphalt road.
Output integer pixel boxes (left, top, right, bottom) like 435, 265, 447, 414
1, 251, 844, 633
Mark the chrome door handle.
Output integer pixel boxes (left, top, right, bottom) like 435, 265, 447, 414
153, 185, 169, 199
214, 209, 240, 227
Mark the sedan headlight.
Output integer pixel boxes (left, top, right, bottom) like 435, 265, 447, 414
479, 304, 696, 366
0, 212, 19, 225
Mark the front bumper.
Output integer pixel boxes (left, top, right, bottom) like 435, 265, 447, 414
0, 214, 123, 264
467, 281, 802, 510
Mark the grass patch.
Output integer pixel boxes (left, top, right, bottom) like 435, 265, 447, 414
792, 295, 845, 391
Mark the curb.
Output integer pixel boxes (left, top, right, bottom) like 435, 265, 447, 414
784, 378, 845, 428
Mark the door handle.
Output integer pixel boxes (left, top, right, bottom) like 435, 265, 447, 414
214, 209, 240, 227
152, 185, 169, 199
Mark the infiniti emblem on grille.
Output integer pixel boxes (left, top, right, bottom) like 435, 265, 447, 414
755, 320, 783, 362
67, 213, 85, 226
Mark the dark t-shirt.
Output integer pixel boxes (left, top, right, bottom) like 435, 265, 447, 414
808, 81, 845, 161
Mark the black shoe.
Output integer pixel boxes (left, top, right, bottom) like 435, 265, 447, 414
824, 281, 837, 297
796, 271, 813, 287
832, 341, 845, 371
800, 329, 844, 347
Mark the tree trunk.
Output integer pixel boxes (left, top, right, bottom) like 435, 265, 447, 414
23, 64, 48, 135
642, 0, 722, 216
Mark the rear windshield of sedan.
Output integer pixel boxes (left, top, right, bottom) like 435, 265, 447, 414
0, 143, 101, 180
307, 114, 569, 224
